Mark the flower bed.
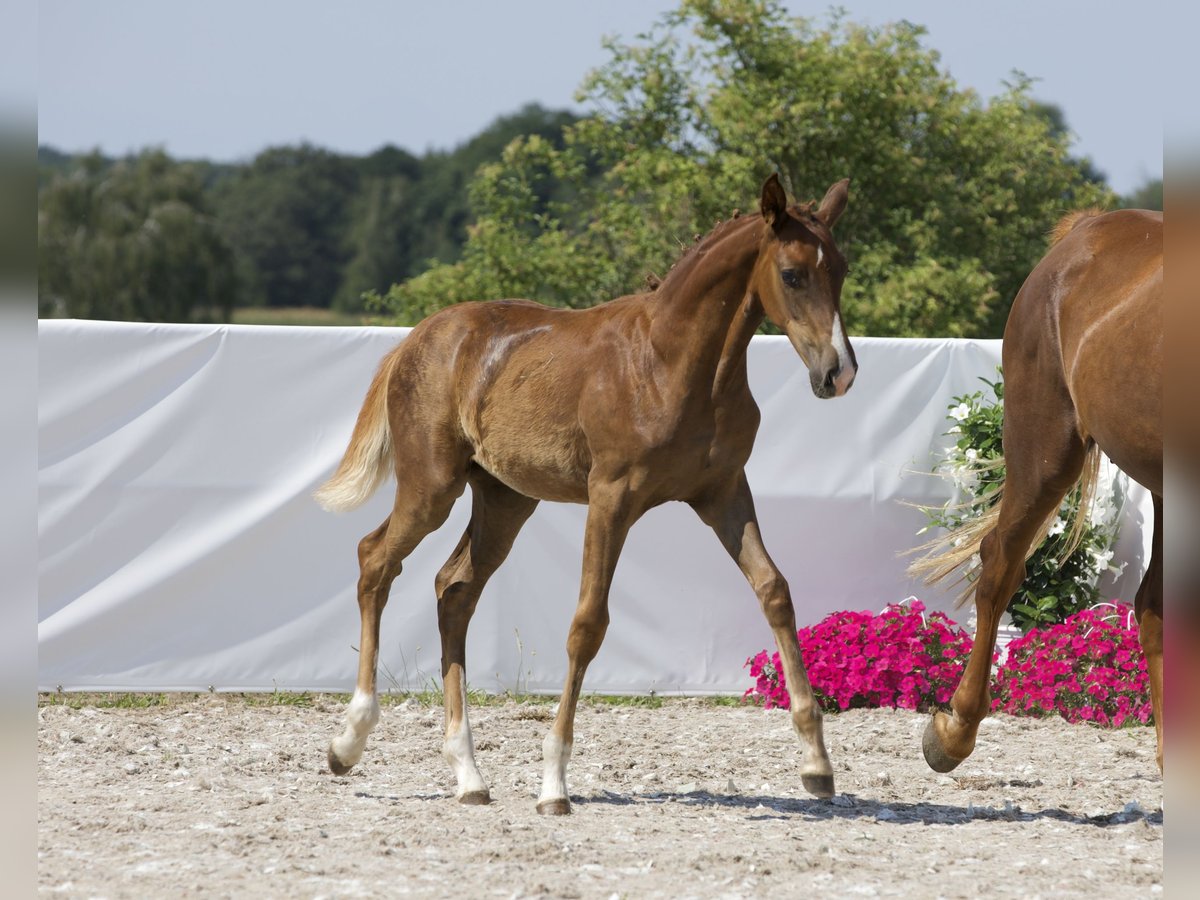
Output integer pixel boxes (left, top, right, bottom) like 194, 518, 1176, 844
990, 602, 1152, 727
744, 599, 974, 712
746, 600, 1152, 728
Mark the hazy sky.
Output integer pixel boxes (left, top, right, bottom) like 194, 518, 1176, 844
37, 1, 1173, 195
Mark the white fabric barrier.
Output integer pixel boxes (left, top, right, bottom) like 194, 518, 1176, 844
38, 321, 1152, 694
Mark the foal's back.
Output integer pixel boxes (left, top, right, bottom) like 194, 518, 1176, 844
390, 295, 656, 503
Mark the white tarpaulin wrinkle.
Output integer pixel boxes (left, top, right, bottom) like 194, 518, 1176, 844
38, 321, 1153, 694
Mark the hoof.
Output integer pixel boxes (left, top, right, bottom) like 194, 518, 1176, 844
922, 716, 964, 773
536, 797, 572, 816
458, 790, 491, 806
327, 747, 354, 777
801, 773, 836, 799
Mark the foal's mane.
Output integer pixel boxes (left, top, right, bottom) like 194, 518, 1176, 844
645, 201, 820, 292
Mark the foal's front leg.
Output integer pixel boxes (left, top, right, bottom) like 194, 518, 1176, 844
537, 479, 636, 815
693, 472, 836, 798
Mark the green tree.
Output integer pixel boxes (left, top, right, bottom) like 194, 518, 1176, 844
38, 149, 238, 321
1123, 177, 1162, 211
210, 144, 358, 309
335, 157, 421, 313
377, 0, 1113, 336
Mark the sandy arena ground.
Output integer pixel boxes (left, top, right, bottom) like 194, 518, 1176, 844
38, 695, 1162, 898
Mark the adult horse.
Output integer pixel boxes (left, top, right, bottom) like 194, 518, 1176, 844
315, 175, 857, 814
913, 207, 1164, 774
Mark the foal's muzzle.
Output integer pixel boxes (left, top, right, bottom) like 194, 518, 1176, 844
810, 358, 857, 399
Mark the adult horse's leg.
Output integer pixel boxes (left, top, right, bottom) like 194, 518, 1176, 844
1135, 494, 1164, 772
328, 453, 468, 776
692, 472, 836, 798
537, 478, 636, 815
923, 383, 1087, 772
435, 471, 539, 803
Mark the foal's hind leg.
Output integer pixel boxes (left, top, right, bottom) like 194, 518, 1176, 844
328, 458, 468, 775
693, 471, 835, 798
923, 391, 1087, 772
1135, 494, 1163, 773
436, 471, 539, 804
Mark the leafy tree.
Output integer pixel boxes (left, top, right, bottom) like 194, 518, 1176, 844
1123, 177, 1162, 210
376, 0, 1114, 336
38, 149, 238, 321
379, 104, 583, 277
1030, 101, 1108, 188
335, 162, 421, 312
209, 144, 359, 309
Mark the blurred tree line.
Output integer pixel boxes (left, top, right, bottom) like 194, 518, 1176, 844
38, 103, 580, 321
38, 0, 1163, 336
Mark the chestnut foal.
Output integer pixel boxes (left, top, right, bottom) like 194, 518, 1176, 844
316, 175, 857, 813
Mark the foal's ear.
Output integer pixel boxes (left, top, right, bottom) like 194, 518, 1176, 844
760, 173, 789, 230
815, 178, 850, 229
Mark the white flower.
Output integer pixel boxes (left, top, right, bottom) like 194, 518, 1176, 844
1047, 517, 1066, 537
950, 464, 978, 494
947, 425, 961, 434
949, 403, 971, 421
1090, 548, 1114, 572
964, 448, 979, 462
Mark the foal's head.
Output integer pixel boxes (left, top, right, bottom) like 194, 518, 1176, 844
752, 174, 856, 399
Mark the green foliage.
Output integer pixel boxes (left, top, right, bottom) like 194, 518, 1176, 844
377, 0, 1114, 334
922, 371, 1126, 632
209, 144, 358, 309
38, 149, 239, 322
38, 105, 582, 320
1123, 177, 1162, 211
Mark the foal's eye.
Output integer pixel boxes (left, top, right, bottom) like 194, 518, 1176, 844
781, 268, 807, 289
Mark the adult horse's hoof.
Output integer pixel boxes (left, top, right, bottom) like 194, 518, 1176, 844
922, 715, 964, 773
536, 798, 571, 816
458, 790, 491, 806
801, 774, 836, 799
327, 747, 354, 776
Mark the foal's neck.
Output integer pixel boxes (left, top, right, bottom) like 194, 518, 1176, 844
649, 216, 765, 396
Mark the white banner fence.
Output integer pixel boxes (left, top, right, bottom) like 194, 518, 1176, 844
37, 321, 1153, 694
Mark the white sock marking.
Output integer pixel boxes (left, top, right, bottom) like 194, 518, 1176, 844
538, 733, 572, 805
443, 680, 488, 797
330, 688, 380, 767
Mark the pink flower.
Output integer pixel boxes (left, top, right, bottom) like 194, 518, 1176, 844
744, 601, 974, 713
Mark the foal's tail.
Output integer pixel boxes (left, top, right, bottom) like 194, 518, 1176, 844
907, 444, 1102, 605
314, 352, 397, 513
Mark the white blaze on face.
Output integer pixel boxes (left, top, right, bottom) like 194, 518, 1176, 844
816, 245, 824, 268
830, 312, 855, 395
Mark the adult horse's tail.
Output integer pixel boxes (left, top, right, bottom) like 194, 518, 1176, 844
314, 352, 396, 513
908, 208, 1108, 603
907, 445, 1102, 604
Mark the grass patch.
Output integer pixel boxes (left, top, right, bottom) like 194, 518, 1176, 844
240, 690, 319, 708
229, 306, 372, 327
40, 692, 176, 709
39, 690, 747, 710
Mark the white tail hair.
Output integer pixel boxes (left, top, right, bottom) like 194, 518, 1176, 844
314, 352, 395, 513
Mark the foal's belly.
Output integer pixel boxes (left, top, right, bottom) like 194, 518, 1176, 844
473, 449, 590, 504
467, 417, 592, 504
